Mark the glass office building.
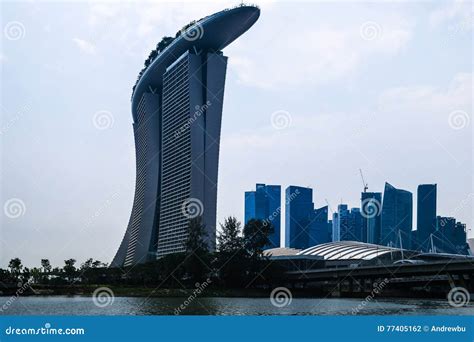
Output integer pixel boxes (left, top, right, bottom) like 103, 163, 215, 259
244, 183, 281, 249
380, 182, 413, 248
285, 186, 314, 249
416, 184, 437, 250
361, 192, 382, 244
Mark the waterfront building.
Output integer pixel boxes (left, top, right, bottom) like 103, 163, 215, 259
416, 184, 437, 250
111, 6, 260, 267
245, 183, 281, 249
361, 192, 382, 244
308, 206, 330, 246
433, 216, 468, 254
332, 212, 339, 242
350, 208, 364, 242
337, 205, 352, 241
285, 186, 314, 249
380, 182, 413, 248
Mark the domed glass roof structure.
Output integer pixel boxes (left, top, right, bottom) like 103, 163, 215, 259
297, 241, 404, 261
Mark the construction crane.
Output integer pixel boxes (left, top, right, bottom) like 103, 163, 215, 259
359, 168, 368, 193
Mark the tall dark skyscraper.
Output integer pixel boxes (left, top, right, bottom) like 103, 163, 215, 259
361, 192, 382, 244
244, 183, 281, 248
111, 6, 260, 267
416, 184, 437, 249
380, 182, 413, 248
350, 208, 364, 242
285, 186, 314, 249
309, 205, 330, 246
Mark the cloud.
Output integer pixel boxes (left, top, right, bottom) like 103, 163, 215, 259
429, 0, 473, 29
378, 72, 472, 115
229, 9, 413, 89
72, 38, 96, 55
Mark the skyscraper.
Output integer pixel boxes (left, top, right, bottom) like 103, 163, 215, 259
111, 6, 260, 267
361, 192, 382, 244
336, 204, 351, 241
285, 186, 314, 249
332, 205, 363, 242
416, 184, 437, 250
244, 183, 281, 248
433, 216, 468, 254
308, 205, 330, 246
350, 208, 364, 242
380, 182, 413, 248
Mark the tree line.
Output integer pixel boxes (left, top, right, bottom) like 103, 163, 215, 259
0, 217, 285, 289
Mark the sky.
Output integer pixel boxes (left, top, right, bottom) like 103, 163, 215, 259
1, 0, 472, 268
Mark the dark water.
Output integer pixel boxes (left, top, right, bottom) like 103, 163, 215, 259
1, 296, 473, 315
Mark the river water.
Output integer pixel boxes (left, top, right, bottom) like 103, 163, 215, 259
1, 296, 473, 315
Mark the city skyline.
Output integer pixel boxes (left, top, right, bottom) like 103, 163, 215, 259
246, 180, 468, 253
1, 0, 472, 268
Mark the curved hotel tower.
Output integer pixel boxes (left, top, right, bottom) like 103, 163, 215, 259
111, 6, 260, 267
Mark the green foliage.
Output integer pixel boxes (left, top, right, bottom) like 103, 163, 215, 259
131, 15, 207, 97
8, 257, 23, 275
63, 258, 77, 283
243, 219, 274, 258
41, 259, 51, 273
0, 216, 277, 290
215, 217, 248, 287
184, 216, 211, 284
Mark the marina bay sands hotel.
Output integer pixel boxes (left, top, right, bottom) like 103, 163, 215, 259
111, 6, 260, 267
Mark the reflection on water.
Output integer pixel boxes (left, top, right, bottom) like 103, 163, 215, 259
1, 296, 473, 315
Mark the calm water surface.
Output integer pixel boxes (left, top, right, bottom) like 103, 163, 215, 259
1, 296, 473, 315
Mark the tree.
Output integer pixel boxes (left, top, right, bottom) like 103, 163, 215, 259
243, 219, 274, 258
63, 259, 77, 283
217, 216, 244, 253
41, 259, 51, 273
8, 258, 23, 280
242, 219, 274, 286
80, 258, 94, 271
216, 216, 248, 287
30, 267, 42, 284
184, 216, 211, 284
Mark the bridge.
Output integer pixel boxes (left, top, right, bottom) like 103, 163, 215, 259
285, 259, 474, 294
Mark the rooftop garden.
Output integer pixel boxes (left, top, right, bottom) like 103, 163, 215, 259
131, 3, 259, 99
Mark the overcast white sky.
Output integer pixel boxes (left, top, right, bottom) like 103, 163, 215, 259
1, 0, 472, 268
